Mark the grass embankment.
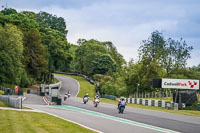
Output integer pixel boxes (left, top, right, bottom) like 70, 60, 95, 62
0, 109, 96, 133
58, 74, 200, 117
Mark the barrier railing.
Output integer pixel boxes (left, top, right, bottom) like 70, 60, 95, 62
101, 94, 116, 100
125, 97, 179, 110
0, 95, 22, 109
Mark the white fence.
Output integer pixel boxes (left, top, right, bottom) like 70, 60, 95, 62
131, 92, 173, 98
0, 95, 22, 109
125, 98, 179, 110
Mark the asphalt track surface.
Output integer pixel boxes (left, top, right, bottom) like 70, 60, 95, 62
23, 74, 200, 133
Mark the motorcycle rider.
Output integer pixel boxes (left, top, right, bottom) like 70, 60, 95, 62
64, 93, 68, 101
67, 90, 71, 97
118, 97, 126, 109
94, 94, 100, 102
83, 93, 89, 100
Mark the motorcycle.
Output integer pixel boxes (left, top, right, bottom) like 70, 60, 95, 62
83, 97, 89, 104
68, 93, 70, 98
118, 105, 125, 114
94, 98, 100, 107
64, 95, 67, 101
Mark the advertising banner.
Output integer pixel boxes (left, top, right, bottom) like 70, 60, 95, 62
162, 78, 199, 89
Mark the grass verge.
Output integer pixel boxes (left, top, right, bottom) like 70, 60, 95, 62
0, 101, 10, 107
0, 100, 32, 109
0, 109, 96, 133
0, 90, 4, 95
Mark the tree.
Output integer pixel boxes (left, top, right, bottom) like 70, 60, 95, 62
139, 31, 193, 76
103, 41, 126, 72
41, 28, 72, 73
0, 24, 27, 86
165, 38, 193, 75
23, 29, 48, 79
91, 54, 116, 75
75, 39, 107, 75
37, 11, 67, 35
1, 8, 17, 15
0, 8, 72, 86
126, 31, 193, 93
0, 9, 39, 31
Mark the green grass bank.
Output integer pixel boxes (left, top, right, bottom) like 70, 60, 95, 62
0, 109, 96, 133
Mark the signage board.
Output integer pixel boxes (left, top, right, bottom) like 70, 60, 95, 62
162, 78, 199, 90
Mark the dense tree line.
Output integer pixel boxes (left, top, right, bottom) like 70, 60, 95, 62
72, 39, 126, 96
0, 8, 199, 96
0, 8, 72, 87
69, 32, 200, 97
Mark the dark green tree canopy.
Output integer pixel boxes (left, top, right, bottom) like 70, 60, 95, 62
37, 11, 67, 35
0, 8, 72, 87
91, 54, 116, 75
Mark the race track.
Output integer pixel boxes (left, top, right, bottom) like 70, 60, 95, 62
23, 74, 200, 133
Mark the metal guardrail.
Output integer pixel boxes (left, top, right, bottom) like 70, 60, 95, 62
0, 85, 23, 109
101, 94, 116, 100
55, 71, 94, 85
0, 95, 22, 109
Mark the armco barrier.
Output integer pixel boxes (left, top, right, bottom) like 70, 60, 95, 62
197, 104, 200, 111
125, 98, 179, 110
0, 95, 22, 109
101, 94, 116, 100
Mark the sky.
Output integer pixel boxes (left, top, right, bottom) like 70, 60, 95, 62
1, 0, 200, 67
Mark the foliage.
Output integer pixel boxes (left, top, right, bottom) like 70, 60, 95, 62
94, 74, 126, 97
139, 31, 193, 75
37, 11, 67, 35
0, 8, 72, 86
41, 28, 72, 73
91, 54, 116, 75
126, 31, 194, 93
0, 8, 198, 98
23, 29, 48, 79
103, 41, 126, 72
0, 24, 28, 86
75, 39, 108, 75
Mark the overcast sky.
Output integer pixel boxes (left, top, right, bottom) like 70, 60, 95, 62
1, 0, 200, 66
